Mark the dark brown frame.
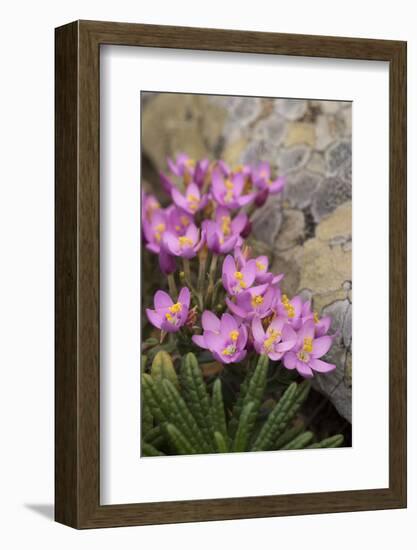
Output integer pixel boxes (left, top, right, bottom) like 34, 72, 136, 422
55, 20, 407, 529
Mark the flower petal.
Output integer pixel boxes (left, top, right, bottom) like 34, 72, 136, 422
311, 336, 333, 358
192, 334, 207, 349
283, 351, 297, 370
154, 290, 173, 310
202, 310, 221, 332
296, 361, 314, 378
178, 287, 191, 309
251, 317, 265, 342
146, 309, 163, 329
310, 358, 336, 373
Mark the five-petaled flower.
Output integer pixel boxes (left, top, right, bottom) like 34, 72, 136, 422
252, 317, 297, 361
146, 287, 191, 333
283, 320, 336, 378
171, 182, 208, 215
192, 312, 247, 364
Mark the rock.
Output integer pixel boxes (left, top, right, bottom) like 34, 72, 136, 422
321, 101, 343, 115
251, 195, 283, 247
228, 96, 263, 126
271, 253, 300, 297
278, 145, 311, 174
141, 94, 227, 170
325, 140, 352, 176
338, 159, 352, 184
311, 177, 351, 222
283, 170, 322, 210
306, 151, 326, 175
316, 201, 352, 241
315, 114, 348, 152
274, 99, 308, 121
274, 209, 305, 251
253, 115, 287, 146
312, 298, 352, 422
284, 122, 316, 147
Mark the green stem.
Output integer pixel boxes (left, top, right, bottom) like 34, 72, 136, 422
167, 274, 177, 300
182, 258, 192, 286
197, 250, 208, 293
206, 254, 218, 307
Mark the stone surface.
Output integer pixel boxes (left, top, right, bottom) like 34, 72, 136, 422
283, 170, 323, 210
284, 122, 316, 147
141, 94, 227, 170
251, 195, 283, 248
274, 99, 308, 121
325, 140, 352, 176
311, 176, 351, 222
278, 145, 311, 174
274, 208, 305, 252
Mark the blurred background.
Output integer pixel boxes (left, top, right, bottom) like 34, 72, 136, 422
141, 92, 352, 431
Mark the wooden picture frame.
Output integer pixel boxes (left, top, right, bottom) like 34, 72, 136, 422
55, 20, 407, 528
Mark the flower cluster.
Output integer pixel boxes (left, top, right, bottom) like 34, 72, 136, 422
144, 153, 335, 379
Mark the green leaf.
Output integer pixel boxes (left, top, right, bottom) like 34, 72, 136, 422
142, 373, 167, 423
228, 354, 269, 439
281, 431, 313, 450
307, 434, 344, 449
214, 431, 228, 454
275, 422, 305, 449
211, 378, 228, 446
251, 382, 298, 452
180, 353, 213, 446
142, 442, 165, 457
151, 350, 178, 388
160, 379, 210, 453
232, 402, 255, 452
165, 423, 198, 455
141, 399, 153, 435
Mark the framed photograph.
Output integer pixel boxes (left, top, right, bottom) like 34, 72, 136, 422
55, 20, 406, 528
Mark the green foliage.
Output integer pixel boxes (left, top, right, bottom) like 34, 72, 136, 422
141, 352, 344, 456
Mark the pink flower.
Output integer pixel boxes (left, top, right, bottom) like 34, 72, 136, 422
142, 209, 168, 254
252, 317, 297, 361
283, 320, 336, 378
252, 161, 286, 194
226, 284, 275, 320
274, 291, 304, 329
202, 219, 240, 254
171, 182, 208, 215
211, 169, 255, 209
222, 254, 256, 296
235, 248, 283, 285
146, 287, 190, 333
162, 223, 204, 259
300, 300, 332, 336
166, 206, 194, 236
192, 311, 247, 364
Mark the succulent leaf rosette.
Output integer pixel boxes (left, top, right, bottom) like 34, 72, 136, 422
143, 153, 335, 380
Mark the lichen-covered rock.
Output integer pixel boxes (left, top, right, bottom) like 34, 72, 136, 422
142, 94, 227, 170
325, 140, 352, 176
278, 145, 311, 174
283, 170, 323, 210
274, 208, 305, 252
311, 176, 351, 222
251, 195, 283, 248
284, 122, 316, 147
274, 99, 308, 121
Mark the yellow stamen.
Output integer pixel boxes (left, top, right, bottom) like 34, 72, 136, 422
222, 345, 236, 356
165, 313, 173, 321
313, 312, 319, 324
224, 178, 234, 190
180, 215, 190, 227
185, 158, 195, 168
298, 350, 309, 362
303, 337, 313, 353
221, 215, 232, 236
229, 330, 239, 342
224, 189, 234, 203
256, 261, 266, 271
239, 281, 247, 288
169, 302, 182, 314
155, 223, 165, 233
252, 295, 264, 307
264, 329, 281, 351
282, 295, 295, 318
178, 236, 193, 247
187, 194, 199, 211
234, 271, 243, 280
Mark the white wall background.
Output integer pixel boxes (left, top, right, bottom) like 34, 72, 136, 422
0, 1, 415, 548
